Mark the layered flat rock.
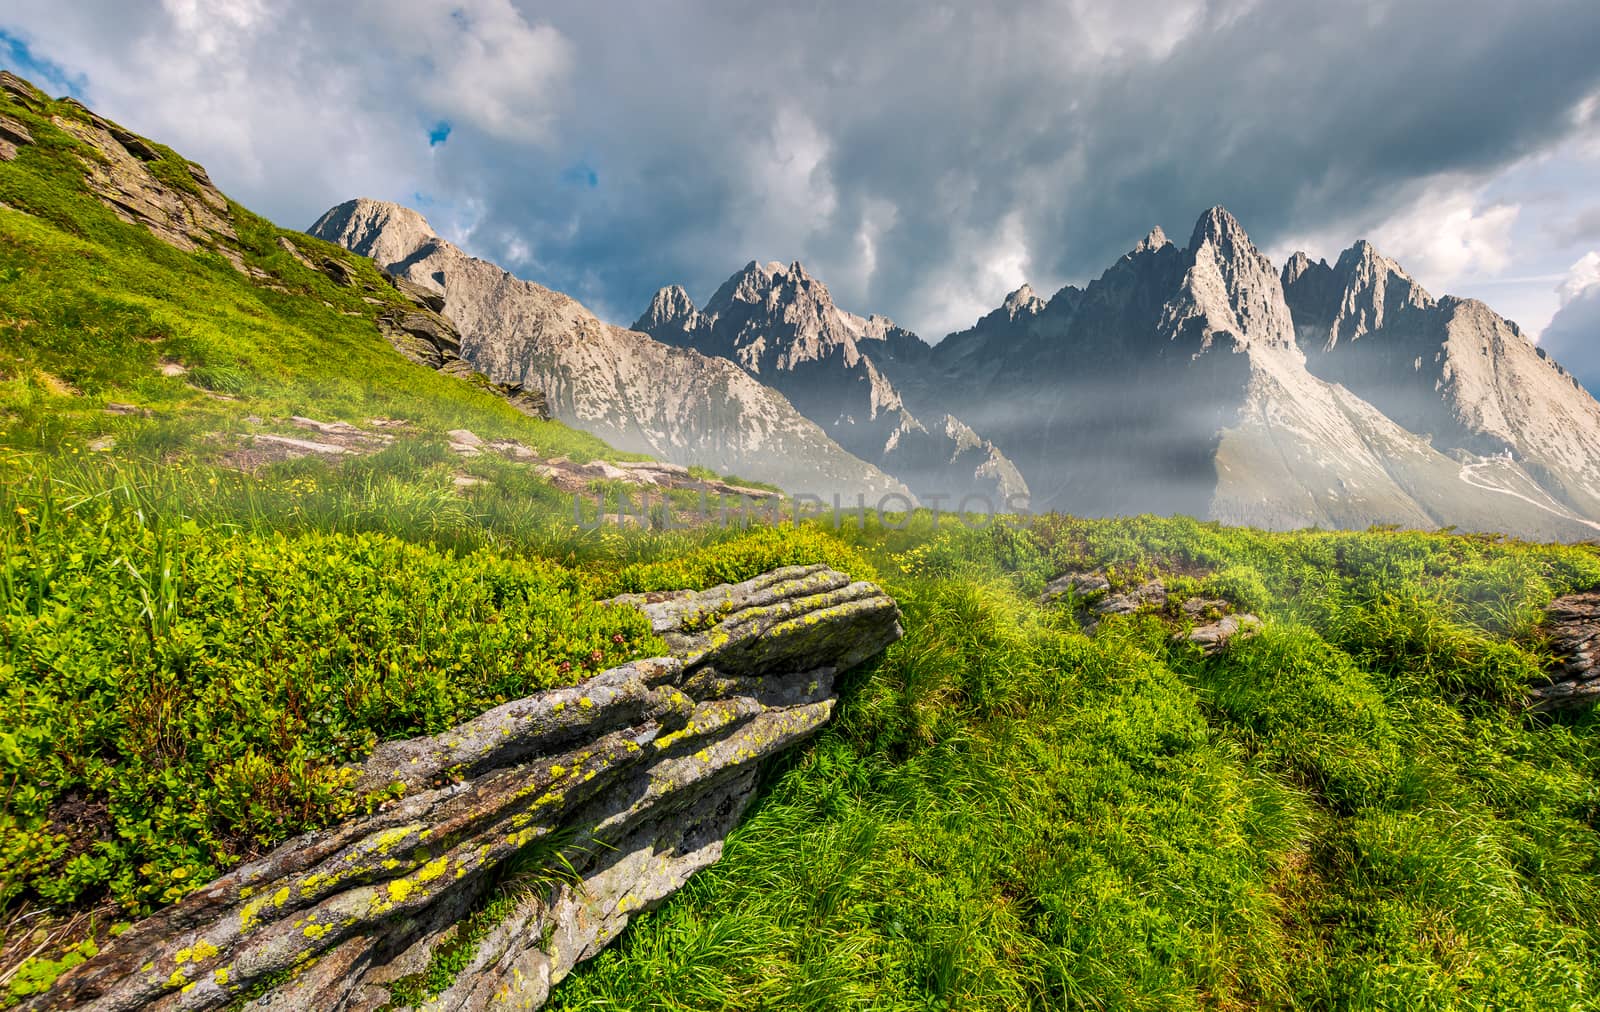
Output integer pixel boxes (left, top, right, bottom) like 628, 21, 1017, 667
1529, 592, 1600, 712
27, 566, 903, 1012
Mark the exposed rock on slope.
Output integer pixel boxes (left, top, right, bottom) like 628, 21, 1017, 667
923, 207, 1600, 539
313, 200, 907, 501
636, 262, 1028, 506
1530, 593, 1600, 712
28, 566, 903, 1012
1040, 568, 1262, 653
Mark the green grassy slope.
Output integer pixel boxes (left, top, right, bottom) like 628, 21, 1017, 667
556, 519, 1600, 1011
3, 72, 1600, 1011
0, 78, 615, 465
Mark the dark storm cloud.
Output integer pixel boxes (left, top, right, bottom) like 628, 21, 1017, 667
5, 0, 1600, 337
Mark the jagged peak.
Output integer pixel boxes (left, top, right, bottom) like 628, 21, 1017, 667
636, 284, 700, 331
1333, 238, 1414, 282
1188, 205, 1250, 249
1133, 225, 1171, 254
1282, 251, 1333, 287
707, 257, 837, 312
1002, 283, 1045, 316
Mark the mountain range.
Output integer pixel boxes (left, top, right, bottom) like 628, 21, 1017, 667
314, 203, 1600, 540
309, 199, 906, 502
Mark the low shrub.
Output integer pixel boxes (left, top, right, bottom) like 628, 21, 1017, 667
0, 502, 660, 917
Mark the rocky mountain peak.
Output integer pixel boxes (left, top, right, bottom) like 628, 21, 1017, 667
308, 198, 438, 269
639, 284, 700, 330
1189, 206, 1249, 249
1000, 283, 1046, 320
1134, 225, 1171, 254
1168, 205, 1297, 352
1282, 251, 1330, 287
1315, 238, 1436, 346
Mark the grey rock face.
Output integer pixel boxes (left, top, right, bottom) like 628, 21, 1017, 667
372, 276, 549, 419
312, 200, 907, 502
28, 565, 903, 1012
1528, 593, 1600, 712
635, 262, 1029, 507
0, 111, 32, 162
48, 105, 237, 258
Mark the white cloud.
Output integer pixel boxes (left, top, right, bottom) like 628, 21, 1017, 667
2, 0, 573, 229
914, 211, 1036, 340
1540, 255, 1600, 393
741, 107, 839, 247
4, 0, 1599, 339
1558, 250, 1600, 304
1364, 185, 1520, 284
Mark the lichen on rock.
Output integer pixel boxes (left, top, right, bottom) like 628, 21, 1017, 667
25, 565, 901, 1012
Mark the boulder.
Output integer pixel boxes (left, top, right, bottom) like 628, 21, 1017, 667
1528, 592, 1600, 712
28, 565, 901, 1012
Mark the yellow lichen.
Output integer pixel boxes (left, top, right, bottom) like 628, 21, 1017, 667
416, 855, 450, 884
239, 896, 267, 932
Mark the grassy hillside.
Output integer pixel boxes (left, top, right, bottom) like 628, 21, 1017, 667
556, 520, 1600, 1010
0, 76, 617, 469
3, 73, 1600, 1009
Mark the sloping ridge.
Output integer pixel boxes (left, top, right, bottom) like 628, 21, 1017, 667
1285, 242, 1600, 528
311, 200, 908, 502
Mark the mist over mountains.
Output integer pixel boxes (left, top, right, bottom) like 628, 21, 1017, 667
320, 198, 1600, 541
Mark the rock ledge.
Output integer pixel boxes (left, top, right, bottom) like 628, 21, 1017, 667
28, 565, 901, 1012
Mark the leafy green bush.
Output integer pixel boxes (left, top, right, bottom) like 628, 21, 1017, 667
0, 502, 660, 916
598, 524, 878, 595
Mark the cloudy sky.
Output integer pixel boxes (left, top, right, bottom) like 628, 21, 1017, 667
3, 0, 1598, 380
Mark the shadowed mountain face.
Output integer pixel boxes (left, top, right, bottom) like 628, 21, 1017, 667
918, 208, 1600, 539
635, 262, 1028, 508
310, 200, 908, 502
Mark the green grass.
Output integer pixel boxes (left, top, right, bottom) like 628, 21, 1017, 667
0, 481, 661, 920
551, 520, 1600, 1011
4, 71, 1600, 1010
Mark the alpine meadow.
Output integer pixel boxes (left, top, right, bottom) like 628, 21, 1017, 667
3, 4, 1600, 1009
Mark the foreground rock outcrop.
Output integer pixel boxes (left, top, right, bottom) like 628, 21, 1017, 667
28, 566, 902, 1012
1529, 592, 1600, 712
